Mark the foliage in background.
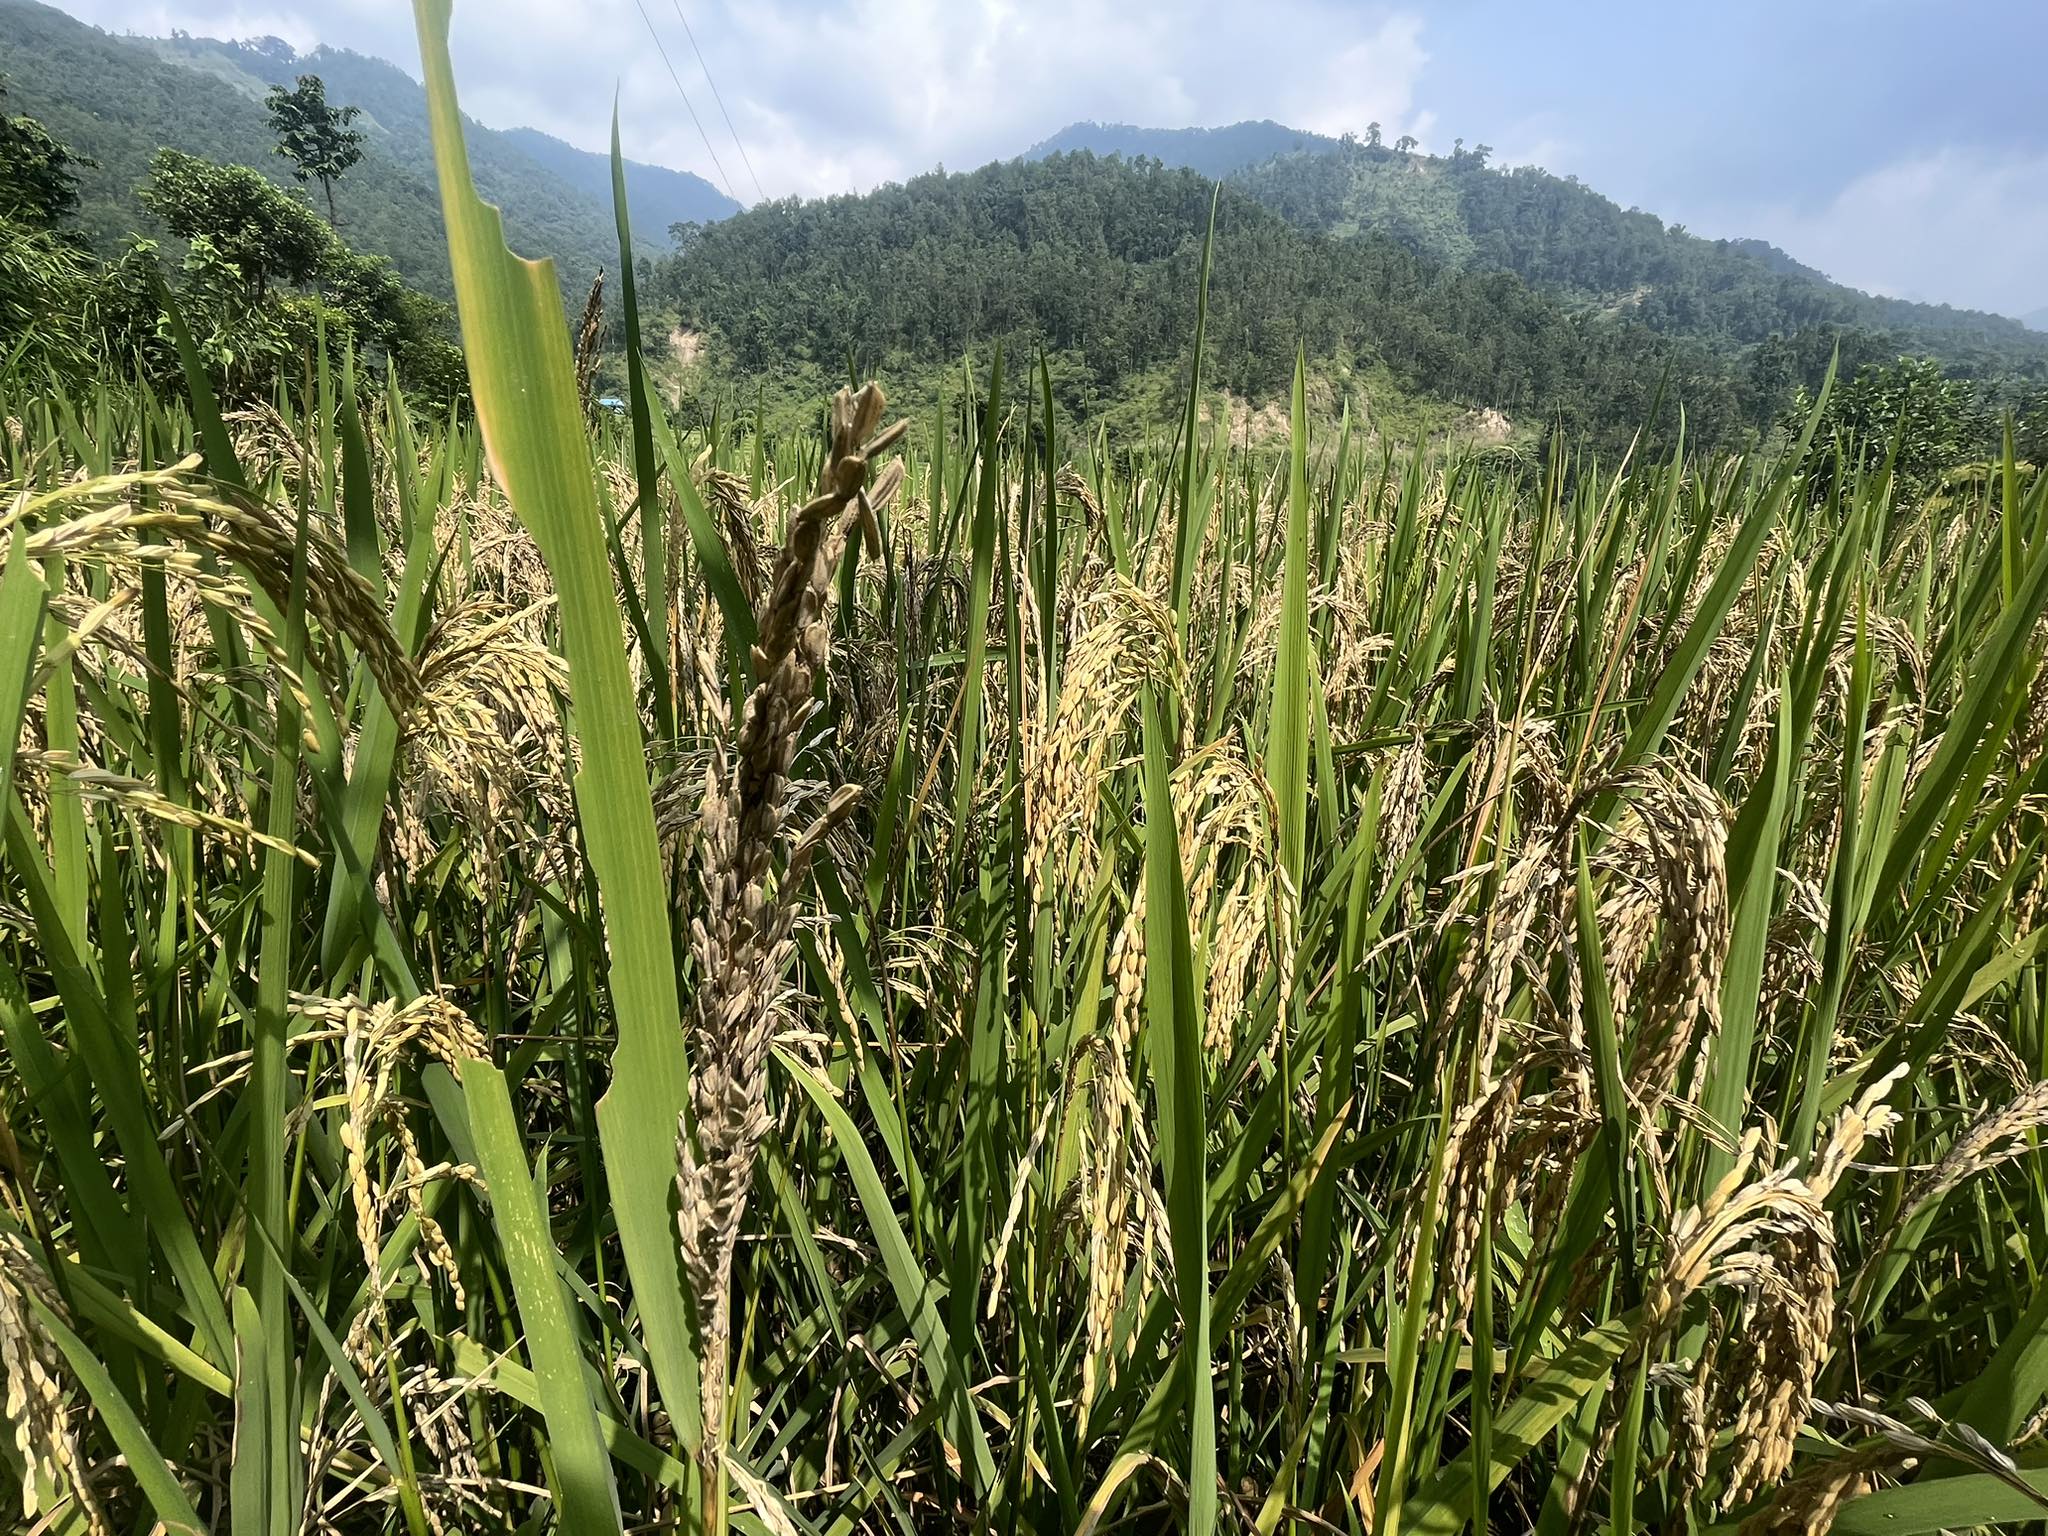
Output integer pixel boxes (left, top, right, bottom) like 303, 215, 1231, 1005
0, 0, 730, 303
1064, 122, 2048, 381
646, 150, 2048, 457
1785, 355, 2000, 495
0, 77, 93, 230
0, 88, 463, 405
645, 152, 1775, 449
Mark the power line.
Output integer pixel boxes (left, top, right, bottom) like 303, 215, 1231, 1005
630, 0, 740, 207
669, 0, 766, 203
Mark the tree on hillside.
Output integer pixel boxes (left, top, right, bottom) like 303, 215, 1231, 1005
0, 78, 95, 229
1395, 135, 1418, 155
135, 148, 464, 404
265, 73, 364, 225
2018, 386, 2048, 468
1785, 355, 1991, 494
140, 149, 333, 302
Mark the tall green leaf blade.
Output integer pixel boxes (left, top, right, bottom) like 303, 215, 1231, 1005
1399, 1318, 1636, 1536
1834, 1470, 2048, 1535
952, 348, 1003, 840
32, 1296, 206, 1535
1139, 687, 1216, 1535
611, 102, 671, 729
1269, 344, 1312, 890
0, 530, 46, 837
3, 803, 233, 1365
464, 1060, 626, 1536
410, 0, 699, 1448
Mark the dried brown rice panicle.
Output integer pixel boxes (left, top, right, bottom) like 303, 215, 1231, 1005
674, 383, 905, 1498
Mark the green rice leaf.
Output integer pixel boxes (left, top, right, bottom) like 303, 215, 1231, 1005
410, 0, 699, 1450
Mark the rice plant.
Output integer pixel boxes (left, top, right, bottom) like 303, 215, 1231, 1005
0, 5, 2045, 1534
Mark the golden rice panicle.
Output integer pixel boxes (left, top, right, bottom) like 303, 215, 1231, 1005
1646, 1069, 1905, 1510
1376, 727, 1430, 898
1024, 577, 1183, 900
307, 993, 485, 1364
1618, 766, 1731, 1108
400, 1362, 493, 1535
702, 466, 770, 607
1076, 1031, 1166, 1419
399, 596, 573, 887
1891, 1078, 2048, 1229
1734, 1444, 1906, 1536
6, 459, 420, 716
985, 1092, 1062, 1321
0, 1230, 108, 1536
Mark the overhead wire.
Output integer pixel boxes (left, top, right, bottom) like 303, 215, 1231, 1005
669, 0, 767, 203
630, 0, 741, 206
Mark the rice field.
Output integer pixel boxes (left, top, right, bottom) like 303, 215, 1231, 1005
0, 6, 2046, 1534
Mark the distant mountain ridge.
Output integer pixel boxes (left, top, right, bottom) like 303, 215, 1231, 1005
1026, 120, 1344, 180
0, 0, 736, 301
498, 126, 739, 241
145, 33, 742, 245
1031, 120, 2048, 367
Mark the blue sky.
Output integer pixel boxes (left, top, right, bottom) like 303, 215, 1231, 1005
52, 0, 2048, 318
1409, 0, 2048, 316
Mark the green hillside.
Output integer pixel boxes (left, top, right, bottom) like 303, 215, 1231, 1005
1040, 121, 2048, 380
499, 125, 739, 240
2, 2, 426, 291
646, 152, 1784, 446
147, 34, 740, 242
0, 0, 732, 300
7, 0, 2038, 443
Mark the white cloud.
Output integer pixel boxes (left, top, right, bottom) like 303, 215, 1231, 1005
48, 0, 1434, 202
60, 2, 310, 49
1689, 146, 2048, 321
697, 0, 1432, 198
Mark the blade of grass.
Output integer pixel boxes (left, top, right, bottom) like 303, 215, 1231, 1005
611, 101, 671, 732
411, 0, 700, 1457
1139, 686, 1215, 1536
464, 1058, 626, 1536
776, 1048, 996, 1494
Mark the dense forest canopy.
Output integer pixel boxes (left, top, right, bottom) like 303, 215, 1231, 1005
647, 151, 2039, 450
1227, 136, 2048, 376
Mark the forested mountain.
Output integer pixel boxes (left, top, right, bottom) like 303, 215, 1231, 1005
146, 32, 739, 249
1040, 121, 2048, 376
646, 152, 1802, 446
7, 0, 2039, 444
1234, 140, 2046, 373
497, 126, 739, 237
0, 0, 732, 299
